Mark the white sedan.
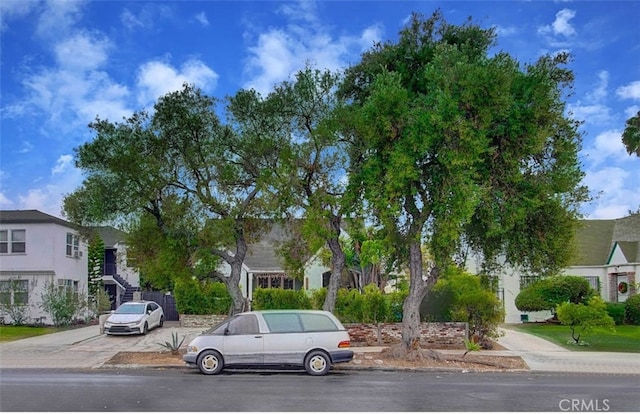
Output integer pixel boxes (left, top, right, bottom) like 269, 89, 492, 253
104, 300, 164, 335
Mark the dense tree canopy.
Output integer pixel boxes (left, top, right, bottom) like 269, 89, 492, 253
339, 11, 589, 353
622, 111, 640, 157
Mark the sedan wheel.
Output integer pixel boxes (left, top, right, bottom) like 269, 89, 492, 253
304, 351, 330, 376
142, 322, 148, 335
197, 350, 224, 375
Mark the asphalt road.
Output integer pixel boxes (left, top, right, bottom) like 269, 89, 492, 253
1, 368, 638, 412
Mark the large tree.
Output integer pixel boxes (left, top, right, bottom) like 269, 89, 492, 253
340, 11, 588, 355
267, 67, 352, 312
64, 84, 287, 314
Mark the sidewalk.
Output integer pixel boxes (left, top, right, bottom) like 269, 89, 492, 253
1, 324, 638, 375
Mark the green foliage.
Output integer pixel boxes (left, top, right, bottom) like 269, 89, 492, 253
173, 279, 231, 315
90, 288, 112, 316
515, 275, 593, 313
361, 284, 388, 323
423, 269, 504, 342
556, 296, 615, 345
605, 302, 626, 325
157, 331, 186, 354
39, 282, 87, 327
334, 288, 365, 323
87, 232, 105, 299
385, 290, 408, 323
621, 110, 640, 157
625, 294, 640, 325
251, 288, 312, 310
463, 338, 481, 357
310, 287, 327, 310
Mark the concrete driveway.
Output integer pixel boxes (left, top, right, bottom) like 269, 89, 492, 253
0, 322, 205, 369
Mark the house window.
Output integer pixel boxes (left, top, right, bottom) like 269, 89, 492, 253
0, 229, 26, 254
255, 274, 294, 290
519, 275, 542, 289
582, 276, 600, 292
0, 279, 29, 305
66, 233, 79, 257
57, 279, 79, 299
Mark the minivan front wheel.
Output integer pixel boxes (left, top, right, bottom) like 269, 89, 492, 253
197, 350, 224, 375
304, 350, 330, 376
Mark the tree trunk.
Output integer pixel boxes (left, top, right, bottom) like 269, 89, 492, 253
400, 241, 440, 356
226, 236, 248, 315
323, 216, 345, 313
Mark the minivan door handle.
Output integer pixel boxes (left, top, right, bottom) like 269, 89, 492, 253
254, 335, 263, 338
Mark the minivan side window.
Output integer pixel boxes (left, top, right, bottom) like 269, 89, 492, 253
299, 313, 338, 332
263, 313, 303, 333
226, 314, 259, 334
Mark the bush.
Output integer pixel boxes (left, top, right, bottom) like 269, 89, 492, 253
556, 296, 615, 345
252, 288, 312, 310
310, 287, 327, 310
385, 291, 407, 322
605, 302, 626, 325
39, 281, 87, 326
174, 279, 231, 315
334, 288, 364, 323
362, 284, 388, 323
515, 275, 593, 313
625, 294, 640, 325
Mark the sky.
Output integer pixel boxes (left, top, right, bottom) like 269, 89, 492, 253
1, 0, 639, 221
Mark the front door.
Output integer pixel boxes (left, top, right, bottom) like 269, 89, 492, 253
617, 275, 630, 302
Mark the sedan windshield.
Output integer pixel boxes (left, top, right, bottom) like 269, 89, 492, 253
115, 304, 145, 314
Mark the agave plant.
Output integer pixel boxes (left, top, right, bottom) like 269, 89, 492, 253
158, 331, 186, 354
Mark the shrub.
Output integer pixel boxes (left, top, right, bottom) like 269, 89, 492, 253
556, 296, 615, 345
515, 275, 593, 314
605, 302, 626, 325
385, 290, 407, 322
39, 281, 87, 326
310, 287, 327, 310
174, 279, 231, 315
625, 294, 640, 325
362, 284, 388, 323
251, 288, 312, 310
334, 288, 364, 323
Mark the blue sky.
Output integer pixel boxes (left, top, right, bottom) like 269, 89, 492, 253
1, 0, 639, 220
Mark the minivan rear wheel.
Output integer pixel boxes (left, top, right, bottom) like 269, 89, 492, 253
304, 350, 330, 376
197, 350, 224, 375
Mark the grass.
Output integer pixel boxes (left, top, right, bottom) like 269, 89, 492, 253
0, 325, 71, 342
507, 323, 640, 353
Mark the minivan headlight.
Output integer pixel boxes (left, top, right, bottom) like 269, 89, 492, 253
187, 346, 198, 353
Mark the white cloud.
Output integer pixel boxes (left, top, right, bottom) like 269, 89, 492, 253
624, 105, 640, 119
36, 0, 85, 39
616, 81, 640, 101
121, 8, 144, 30
136, 59, 219, 106
0, 0, 38, 31
243, 3, 382, 96
19, 141, 34, 154
583, 130, 628, 166
568, 102, 612, 126
52, 154, 74, 175
493, 25, 519, 37
0, 192, 14, 209
539, 8, 577, 37
582, 166, 640, 219
195, 11, 209, 27
586, 70, 608, 103
54, 32, 111, 72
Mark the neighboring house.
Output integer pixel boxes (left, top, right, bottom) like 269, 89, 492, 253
218, 223, 346, 304
497, 214, 639, 323
0, 210, 88, 325
92, 226, 140, 310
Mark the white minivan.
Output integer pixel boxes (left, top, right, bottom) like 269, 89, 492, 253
183, 310, 354, 376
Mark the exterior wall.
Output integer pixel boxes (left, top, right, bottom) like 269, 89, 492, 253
345, 322, 468, 349
0, 221, 88, 325
303, 254, 328, 292
112, 242, 139, 287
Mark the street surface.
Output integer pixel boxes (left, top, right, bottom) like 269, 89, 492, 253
1, 368, 638, 412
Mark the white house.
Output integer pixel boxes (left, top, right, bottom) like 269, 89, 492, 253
496, 214, 639, 323
0, 210, 88, 325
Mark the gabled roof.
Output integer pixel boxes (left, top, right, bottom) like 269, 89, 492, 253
571, 214, 640, 266
92, 226, 128, 249
0, 209, 77, 230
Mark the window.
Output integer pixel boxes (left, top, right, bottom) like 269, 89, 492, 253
0, 279, 29, 305
0, 229, 26, 254
263, 313, 303, 333
519, 275, 543, 289
227, 314, 259, 334
57, 279, 79, 299
66, 233, 79, 257
300, 313, 338, 332
582, 276, 600, 292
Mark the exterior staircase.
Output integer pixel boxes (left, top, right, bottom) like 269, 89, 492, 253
112, 273, 140, 303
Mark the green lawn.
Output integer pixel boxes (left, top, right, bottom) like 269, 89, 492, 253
0, 325, 66, 342
507, 323, 640, 353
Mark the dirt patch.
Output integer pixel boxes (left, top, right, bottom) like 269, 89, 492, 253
105, 349, 528, 372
